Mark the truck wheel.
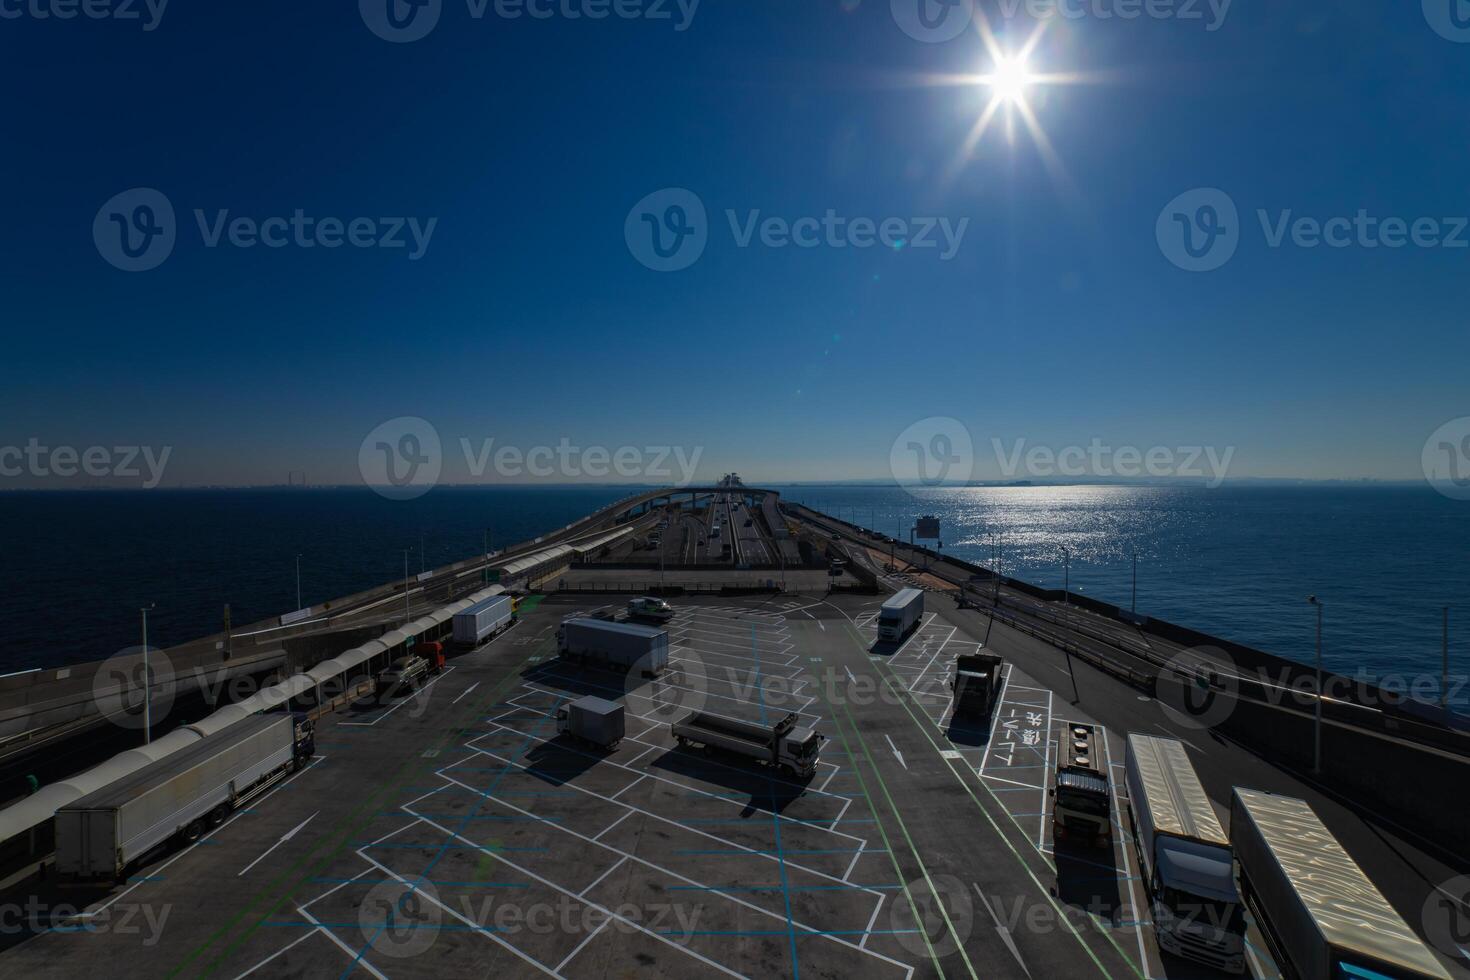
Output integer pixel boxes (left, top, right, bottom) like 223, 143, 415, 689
182, 819, 205, 843
675, 736, 690, 747
208, 805, 231, 828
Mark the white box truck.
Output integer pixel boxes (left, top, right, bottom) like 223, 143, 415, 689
558, 617, 669, 677
452, 594, 515, 648
1230, 788, 1451, 980
556, 696, 625, 749
55, 713, 315, 882
878, 588, 924, 642
1124, 734, 1245, 973
672, 709, 824, 779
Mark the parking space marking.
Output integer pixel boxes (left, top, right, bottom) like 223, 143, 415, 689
339, 667, 457, 727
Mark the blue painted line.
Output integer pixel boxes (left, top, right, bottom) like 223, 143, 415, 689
342, 704, 562, 980
267, 921, 507, 933
375, 812, 560, 822
126, 875, 165, 882
308, 878, 530, 887
667, 884, 905, 892
657, 928, 921, 937
360, 843, 547, 852
675, 848, 874, 855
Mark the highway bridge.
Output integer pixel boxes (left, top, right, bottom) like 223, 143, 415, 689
0, 491, 1465, 980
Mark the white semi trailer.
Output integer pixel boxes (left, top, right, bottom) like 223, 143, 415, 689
452, 594, 515, 648
671, 709, 823, 778
1124, 733, 1245, 974
55, 713, 314, 882
558, 617, 669, 677
1230, 788, 1451, 980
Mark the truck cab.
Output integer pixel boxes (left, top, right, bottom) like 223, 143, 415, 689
780, 727, 825, 778
1050, 725, 1111, 847
291, 712, 317, 763
951, 653, 1003, 717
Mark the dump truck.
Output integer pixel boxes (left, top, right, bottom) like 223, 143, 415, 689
627, 596, 674, 623
556, 696, 625, 749
1230, 788, 1451, 980
452, 593, 515, 648
558, 617, 669, 677
55, 713, 315, 882
671, 709, 824, 778
1050, 722, 1111, 847
951, 652, 1004, 718
878, 588, 924, 642
1124, 734, 1245, 973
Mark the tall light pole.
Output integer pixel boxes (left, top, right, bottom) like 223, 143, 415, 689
420, 533, 426, 574
1131, 551, 1138, 615
1307, 595, 1323, 775
140, 603, 155, 745
295, 554, 303, 611
1061, 546, 1071, 608
1444, 606, 1451, 712
403, 550, 411, 625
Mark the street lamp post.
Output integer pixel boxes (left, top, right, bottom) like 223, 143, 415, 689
140, 603, 155, 745
1061, 547, 1071, 608
1307, 595, 1323, 775
295, 553, 303, 611
1444, 606, 1451, 712
404, 550, 411, 625
1131, 551, 1137, 615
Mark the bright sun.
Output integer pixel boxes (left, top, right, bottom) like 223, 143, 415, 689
987, 54, 1034, 105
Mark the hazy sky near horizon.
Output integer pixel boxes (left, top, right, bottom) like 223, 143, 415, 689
2, 2, 1468, 488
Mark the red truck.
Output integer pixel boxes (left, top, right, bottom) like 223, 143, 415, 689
418, 641, 446, 674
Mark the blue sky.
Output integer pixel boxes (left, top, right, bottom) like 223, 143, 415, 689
2, 1, 1468, 486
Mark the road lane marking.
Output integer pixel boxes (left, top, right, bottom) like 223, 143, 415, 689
238, 811, 319, 876
451, 681, 480, 704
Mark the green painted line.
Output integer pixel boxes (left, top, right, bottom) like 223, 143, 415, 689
842, 621, 1137, 980
169, 634, 552, 977
814, 669, 948, 980
834, 695, 979, 980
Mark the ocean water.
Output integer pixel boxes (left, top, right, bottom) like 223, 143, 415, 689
773, 484, 1469, 699
1, 484, 1466, 701
0, 486, 629, 673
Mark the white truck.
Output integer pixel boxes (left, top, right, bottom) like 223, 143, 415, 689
556, 695, 625, 749
877, 588, 924, 642
558, 617, 669, 677
1230, 788, 1451, 980
1124, 734, 1245, 974
671, 709, 824, 779
452, 593, 515, 648
627, 596, 674, 623
55, 713, 315, 882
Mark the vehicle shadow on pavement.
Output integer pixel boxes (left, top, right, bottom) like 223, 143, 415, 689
649, 747, 809, 815
517, 737, 609, 787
